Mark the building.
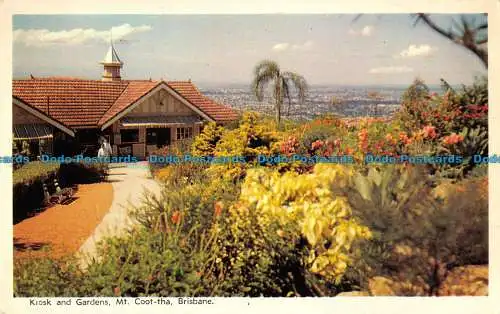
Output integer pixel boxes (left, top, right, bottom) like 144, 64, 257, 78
12, 42, 238, 159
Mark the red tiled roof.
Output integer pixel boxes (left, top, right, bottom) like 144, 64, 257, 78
167, 81, 239, 122
98, 80, 160, 126
13, 77, 238, 129
13, 78, 129, 128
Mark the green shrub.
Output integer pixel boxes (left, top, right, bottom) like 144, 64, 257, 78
13, 161, 59, 185
434, 126, 488, 179
58, 162, 108, 185
14, 174, 238, 297
14, 257, 83, 297
341, 165, 488, 295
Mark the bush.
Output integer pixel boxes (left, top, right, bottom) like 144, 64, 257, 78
201, 112, 280, 182
191, 122, 224, 156
13, 162, 60, 224
217, 164, 371, 296
433, 126, 488, 179
13, 161, 60, 185
148, 139, 193, 175
341, 165, 488, 295
58, 162, 108, 185
14, 256, 84, 297
299, 116, 347, 153
14, 172, 238, 297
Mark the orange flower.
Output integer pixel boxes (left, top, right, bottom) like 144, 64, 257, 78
399, 132, 412, 145
422, 125, 437, 139
357, 128, 368, 139
357, 128, 369, 152
114, 286, 121, 296
442, 133, 464, 145
171, 210, 181, 224
214, 201, 223, 217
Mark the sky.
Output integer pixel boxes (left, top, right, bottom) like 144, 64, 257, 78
12, 14, 487, 87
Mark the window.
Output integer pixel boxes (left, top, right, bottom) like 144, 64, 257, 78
120, 129, 139, 143
146, 129, 158, 145
147, 128, 170, 146
176, 127, 193, 140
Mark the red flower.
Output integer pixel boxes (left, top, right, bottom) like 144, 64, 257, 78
311, 140, 324, 151
171, 211, 181, 224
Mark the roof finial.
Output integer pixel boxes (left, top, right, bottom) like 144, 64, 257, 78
101, 29, 123, 81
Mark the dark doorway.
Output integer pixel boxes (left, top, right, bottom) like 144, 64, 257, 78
146, 128, 171, 148
76, 129, 101, 157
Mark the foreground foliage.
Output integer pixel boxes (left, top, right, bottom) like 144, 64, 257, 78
14, 78, 488, 296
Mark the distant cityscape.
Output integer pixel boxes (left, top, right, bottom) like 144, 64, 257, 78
199, 84, 444, 121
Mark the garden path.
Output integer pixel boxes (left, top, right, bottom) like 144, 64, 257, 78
78, 161, 161, 267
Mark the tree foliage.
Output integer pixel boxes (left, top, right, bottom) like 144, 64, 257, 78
252, 60, 308, 127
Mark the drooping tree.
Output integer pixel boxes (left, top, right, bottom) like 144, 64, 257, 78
252, 60, 307, 127
414, 13, 488, 68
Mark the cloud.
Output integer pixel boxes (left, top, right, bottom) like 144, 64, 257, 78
272, 43, 290, 52
292, 40, 314, 51
369, 66, 414, 74
13, 23, 152, 46
272, 40, 313, 52
361, 26, 373, 36
349, 25, 373, 36
398, 44, 435, 58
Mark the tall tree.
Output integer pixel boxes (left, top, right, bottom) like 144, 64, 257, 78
252, 60, 307, 127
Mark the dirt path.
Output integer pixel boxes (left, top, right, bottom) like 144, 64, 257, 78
13, 182, 114, 260
77, 162, 161, 267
